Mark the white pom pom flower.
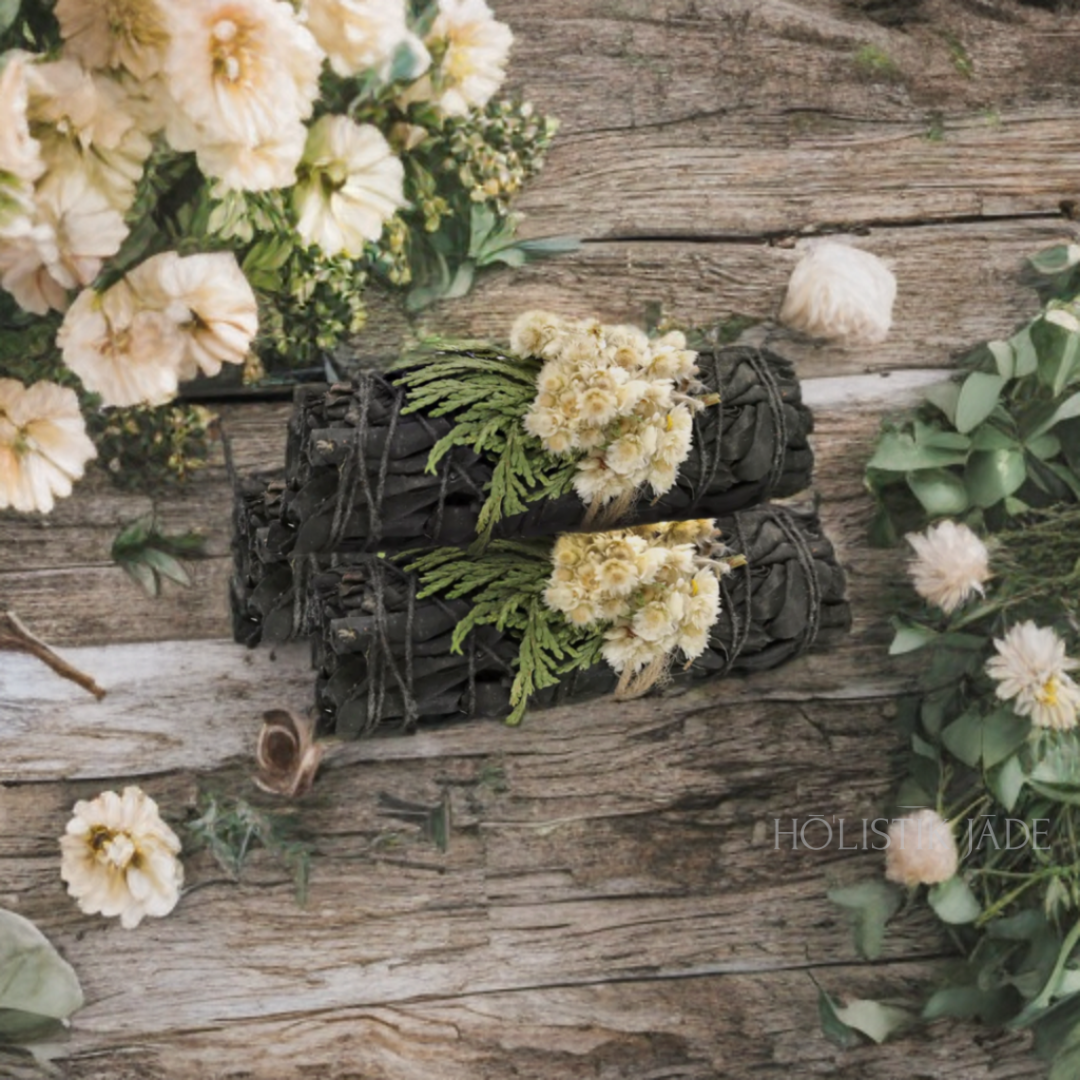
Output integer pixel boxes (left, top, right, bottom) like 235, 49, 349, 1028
60, 786, 183, 930
986, 621, 1080, 731
779, 239, 896, 346
885, 809, 959, 887
905, 520, 991, 615
428, 0, 512, 116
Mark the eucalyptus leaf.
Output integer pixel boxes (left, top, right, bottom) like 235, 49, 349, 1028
955, 371, 1006, 434
866, 430, 969, 473
928, 876, 982, 924
828, 881, 902, 960
969, 424, 1017, 452
922, 380, 961, 424
0, 910, 82, 1027
1012, 327, 1040, 378
965, 449, 1027, 508
987, 340, 1015, 380
906, 468, 970, 516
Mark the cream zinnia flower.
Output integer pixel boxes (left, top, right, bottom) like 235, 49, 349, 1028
60, 786, 183, 929
194, 126, 308, 193
428, 0, 512, 116
302, 0, 430, 81
906, 520, 991, 615
885, 809, 958, 888
55, 0, 171, 80
58, 280, 186, 407
987, 621, 1080, 731
0, 228, 68, 314
0, 378, 97, 514
128, 250, 258, 379
779, 239, 896, 346
294, 116, 406, 256
162, 0, 323, 152
0, 56, 45, 236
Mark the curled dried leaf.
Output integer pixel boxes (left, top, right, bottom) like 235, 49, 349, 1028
254, 710, 324, 798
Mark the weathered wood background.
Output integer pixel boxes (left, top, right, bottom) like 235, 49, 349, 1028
4, 0, 1080, 1076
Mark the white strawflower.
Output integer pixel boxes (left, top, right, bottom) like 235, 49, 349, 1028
55, 0, 171, 80
58, 280, 186, 407
428, 0, 512, 116
293, 116, 406, 256
779, 239, 896, 346
905, 520, 990, 615
885, 809, 959, 887
0, 378, 97, 514
60, 786, 183, 929
987, 621, 1080, 731
301, 0, 430, 81
128, 251, 258, 379
162, 0, 323, 153
510, 310, 569, 359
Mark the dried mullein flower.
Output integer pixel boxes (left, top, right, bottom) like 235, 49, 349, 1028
254, 709, 324, 797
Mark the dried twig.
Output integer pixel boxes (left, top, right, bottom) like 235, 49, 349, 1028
0, 611, 106, 700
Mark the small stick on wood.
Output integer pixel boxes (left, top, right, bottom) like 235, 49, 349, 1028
0, 611, 107, 700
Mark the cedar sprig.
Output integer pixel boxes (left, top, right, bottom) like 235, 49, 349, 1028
404, 541, 602, 723
391, 345, 577, 547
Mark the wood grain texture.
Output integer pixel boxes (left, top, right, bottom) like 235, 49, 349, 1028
4, 1, 1076, 1076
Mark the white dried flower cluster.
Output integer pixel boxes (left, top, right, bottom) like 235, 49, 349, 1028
302, 0, 430, 83
515, 311, 703, 509
884, 809, 959, 888
57, 250, 258, 407
779, 239, 896, 346
0, 377, 97, 514
905, 520, 991, 615
986, 621, 1080, 731
60, 786, 184, 930
545, 520, 729, 679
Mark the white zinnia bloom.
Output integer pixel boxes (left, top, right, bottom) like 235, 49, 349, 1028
302, 0, 430, 81
0, 56, 45, 235
0, 228, 68, 314
60, 786, 183, 929
58, 281, 186, 407
905, 520, 991, 615
885, 809, 959, 888
194, 126, 307, 193
128, 251, 258, 379
0, 378, 96, 514
429, 0, 512, 116
986, 621, 1080, 731
294, 116, 406, 256
55, 0, 171, 80
779, 240, 896, 346
162, 0, 323, 152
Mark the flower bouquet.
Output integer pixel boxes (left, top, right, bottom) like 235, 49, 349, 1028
307, 505, 850, 736
275, 312, 816, 556
0, 0, 563, 510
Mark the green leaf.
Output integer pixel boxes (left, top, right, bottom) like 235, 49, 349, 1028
928, 876, 982, 924
922, 380, 961, 424
818, 989, 864, 1049
0, 0, 20, 37
828, 882, 902, 960
1027, 433, 1063, 460
1035, 314, 1080, 397
982, 709, 1030, 768
991, 755, 1026, 812
890, 622, 939, 655
955, 371, 1006, 433
1012, 326, 1040, 378
1031, 244, 1080, 276
987, 340, 1015, 380
140, 548, 192, 588
0, 910, 83, 1027
1028, 391, 1080, 440
941, 710, 984, 768
907, 468, 970, 515
965, 449, 1027, 508
923, 985, 1016, 1024
121, 558, 159, 597
969, 424, 1017, 452
833, 999, 912, 1044
867, 429, 969, 473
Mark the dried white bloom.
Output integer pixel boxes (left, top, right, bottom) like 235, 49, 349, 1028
905, 520, 990, 615
58, 279, 186, 406
55, 0, 171, 80
301, 0, 430, 81
128, 251, 258, 379
885, 809, 958, 888
987, 621, 1080, 731
0, 56, 45, 235
60, 786, 183, 929
779, 240, 896, 346
294, 116, 406, 256
0, 228, 69, 314
161, 0, 323, 183
0, 378, 97, 514
428, 0, 512, 116
195, 127, 308, 193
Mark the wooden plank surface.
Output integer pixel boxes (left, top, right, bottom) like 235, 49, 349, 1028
3, 0, 1077, 1076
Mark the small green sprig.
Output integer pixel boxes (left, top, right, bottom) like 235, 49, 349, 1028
111, 515, 208, 598
391, 344, 577, 547
404, 541, 602, 724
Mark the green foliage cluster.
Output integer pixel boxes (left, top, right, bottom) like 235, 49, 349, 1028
404, 540, 602, 724
867, 244, 1080, 544
391, 343, 578, 546
111, 515, 208, 597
